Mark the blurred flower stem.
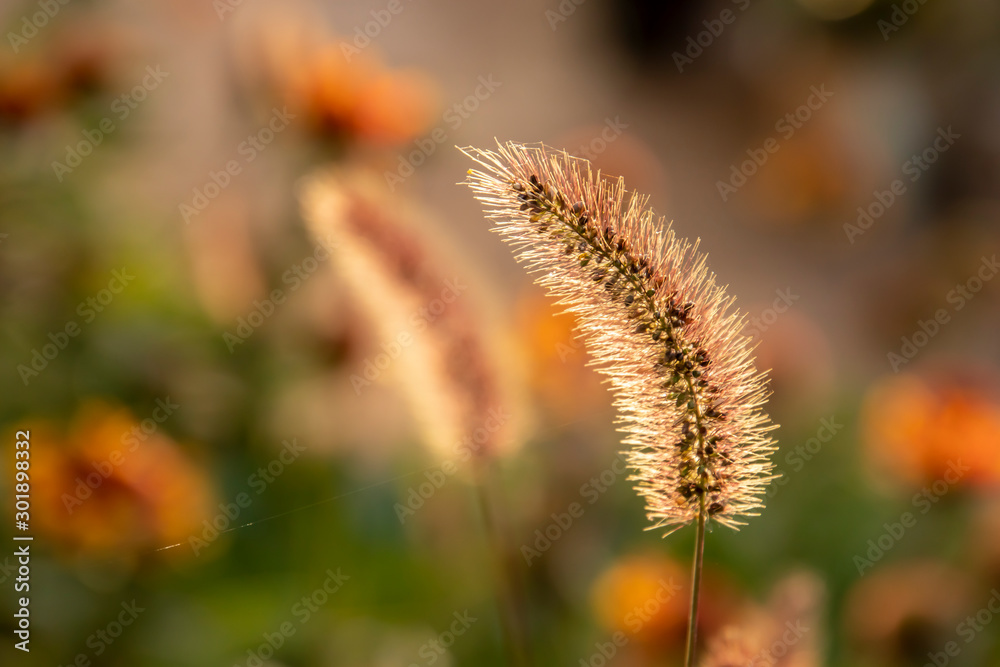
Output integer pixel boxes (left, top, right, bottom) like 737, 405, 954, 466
472, 461, 533, 667
683, 494, 707, 667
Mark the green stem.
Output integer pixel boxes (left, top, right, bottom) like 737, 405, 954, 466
683, 492, 707, 667
472, 462, 532, 667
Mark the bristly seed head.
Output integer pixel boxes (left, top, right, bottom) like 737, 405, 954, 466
461, 141, 777, 534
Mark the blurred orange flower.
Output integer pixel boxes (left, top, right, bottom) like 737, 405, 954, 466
515, 292, 609, 423
289, 47, 435, 146
862, 371, 1000, 486
0, 59, 59, 122
589, 552, 739, 651
590, 552, 687, 644
0, 23, 117, 124
30, 401, 214, 564
230, 9, 436, 147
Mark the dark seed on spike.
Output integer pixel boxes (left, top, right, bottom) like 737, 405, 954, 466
624, 293, 635, 305
529, 174, 540, 187
572, 202, 585, 215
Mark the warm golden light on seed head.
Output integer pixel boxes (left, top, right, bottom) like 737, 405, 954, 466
462, 141, 778, 534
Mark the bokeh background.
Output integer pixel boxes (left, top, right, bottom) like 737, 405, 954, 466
1, 0, 998, 665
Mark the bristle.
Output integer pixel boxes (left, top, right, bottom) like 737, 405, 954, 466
461, 141, 777, 533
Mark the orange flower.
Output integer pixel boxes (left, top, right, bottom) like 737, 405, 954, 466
514, 291, 608, 422
288, 47, 435, 145
590, 553, 688, 644
29, 401, 214, 564
0, 22, 116, 123
862, 371, 1000, 486
589, 552, 739, 649
231, 10, 436, 147
0, 60, 59, 122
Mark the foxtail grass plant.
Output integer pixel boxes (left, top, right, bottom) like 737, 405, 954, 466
462, 142, 778, 667
300, 169, 532, 667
